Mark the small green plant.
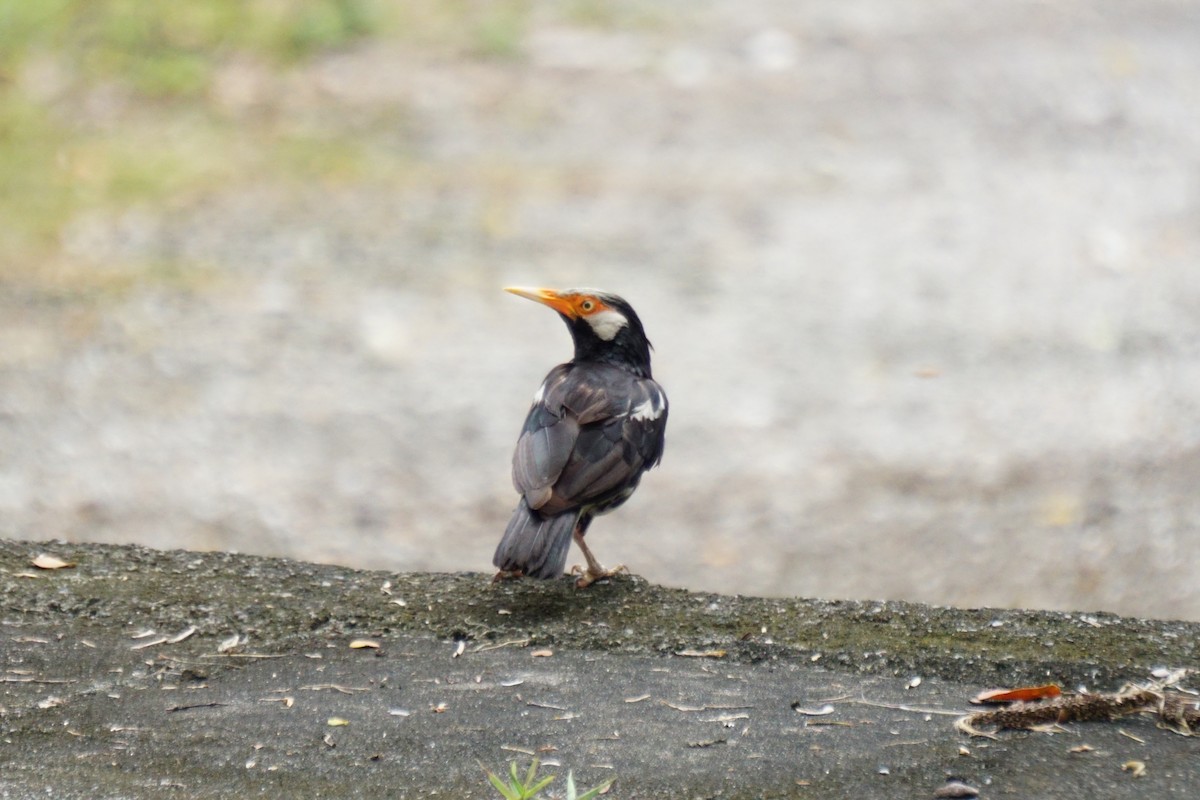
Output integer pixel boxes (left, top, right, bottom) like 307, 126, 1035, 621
484, 758, 613, 800
561, 770, 611, 800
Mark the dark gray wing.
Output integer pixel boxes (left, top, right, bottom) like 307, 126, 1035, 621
512, 363, 667, 516
511, 364, 577, 509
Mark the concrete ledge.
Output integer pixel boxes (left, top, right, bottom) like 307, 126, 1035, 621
1, 539, 1197, 798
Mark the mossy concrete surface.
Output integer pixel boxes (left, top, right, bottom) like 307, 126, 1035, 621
1, 539, 1197, 798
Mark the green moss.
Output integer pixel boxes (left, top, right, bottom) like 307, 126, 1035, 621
9, 538, 1178, 690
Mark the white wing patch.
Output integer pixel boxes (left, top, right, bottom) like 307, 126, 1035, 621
630, 387, 665, 421
586, 308, 628, 341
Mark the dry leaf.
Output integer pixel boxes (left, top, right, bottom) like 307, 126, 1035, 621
662, 701, 706, 712
687, 738, 727, 748
1121, 760, 1146, 778
674, 649, 726, 658
1069, 744, 1095, 753
327, 717, 350, 727
32, 554, 74, 570
792, 703, 835, 716
526, 701, 567, 711
349, 640, 380, 650
217, 634, 241, 653
971, 684, 1062, 705
1150, 667, 1189, 684
167, 626, 198, 644
500, 745, 536, 756
131, 636, 169, 651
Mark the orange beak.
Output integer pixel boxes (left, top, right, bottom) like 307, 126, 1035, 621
505, 286, 578, 318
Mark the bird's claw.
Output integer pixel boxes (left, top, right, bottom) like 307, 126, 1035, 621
491, 569, 524, 583
570, 563, 627, 589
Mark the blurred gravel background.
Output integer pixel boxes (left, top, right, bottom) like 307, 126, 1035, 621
2, 1, 1200, 619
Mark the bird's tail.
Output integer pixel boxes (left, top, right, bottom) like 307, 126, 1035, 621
493, 499, 577, 579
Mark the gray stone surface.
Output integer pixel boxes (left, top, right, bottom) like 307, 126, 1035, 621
3, 1, 1200, 620
2, 540, 1198, 798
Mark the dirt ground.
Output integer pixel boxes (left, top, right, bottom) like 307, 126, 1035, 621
2, 1, 1200, 618
2, 541, 1199, 799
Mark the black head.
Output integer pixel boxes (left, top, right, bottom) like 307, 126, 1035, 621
505, 287, 654, 378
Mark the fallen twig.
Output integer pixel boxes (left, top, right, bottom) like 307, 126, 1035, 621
956, 685, 1200, 738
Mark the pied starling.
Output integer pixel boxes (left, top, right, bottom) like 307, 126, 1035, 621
493, 287, 668, 588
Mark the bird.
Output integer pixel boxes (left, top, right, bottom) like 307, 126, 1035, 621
493, 287, 668, 588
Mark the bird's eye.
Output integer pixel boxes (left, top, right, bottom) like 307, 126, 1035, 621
580, 299, 595, 312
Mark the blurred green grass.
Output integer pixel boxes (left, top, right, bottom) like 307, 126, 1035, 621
0, 0, 657, 291
0, 0, 611, 286
0, 0, 400, 280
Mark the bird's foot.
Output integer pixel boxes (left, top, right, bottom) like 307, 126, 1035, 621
491, 569, 524, 583
570, 562, 627, 589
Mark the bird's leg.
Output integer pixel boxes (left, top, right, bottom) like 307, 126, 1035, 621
570, 529, 626, 588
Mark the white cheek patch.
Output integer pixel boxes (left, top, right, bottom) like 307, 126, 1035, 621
586, 308, 628, 341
